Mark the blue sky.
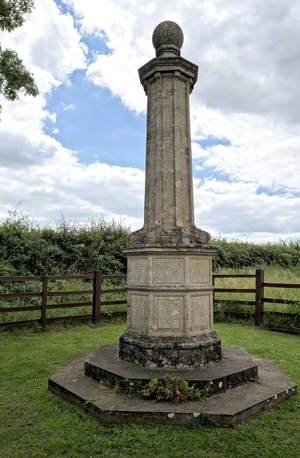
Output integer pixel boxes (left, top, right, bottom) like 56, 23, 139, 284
46, 3, 231, 171
45, 70, 147, 169
45, 67, 230, 172
0, 0, 300, 241
45, 25, 147, 169
44, 37, 233, 178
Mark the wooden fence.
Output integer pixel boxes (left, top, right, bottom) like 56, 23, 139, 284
0, 272, 126, 329
213, 269, 300, 333
0, 269, 299, 332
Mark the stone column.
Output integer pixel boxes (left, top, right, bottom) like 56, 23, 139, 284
119, 21, 221, 368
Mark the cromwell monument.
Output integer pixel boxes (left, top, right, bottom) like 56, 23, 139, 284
119, 21, 221, 368
49, 21, 296, 426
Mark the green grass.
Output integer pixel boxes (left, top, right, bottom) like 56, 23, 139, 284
0, 322, 299, 458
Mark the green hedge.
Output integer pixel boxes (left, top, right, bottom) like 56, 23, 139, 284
0, 216, 129, 275
0, 216, 299, 275
211, 238, 300, 270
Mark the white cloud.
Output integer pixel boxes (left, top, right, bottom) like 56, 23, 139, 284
68, 0, 300, 120
0, 0, 87, 93
62, 104, 75, 111
62, 0, 300, 240
191, 108, 300, 193
194, 179, 300, 240
0, 0, 87, 169
0, 147, 145, 228
2, 149, 300, 241
0, 0, 299, 242
0, 0, 144, 228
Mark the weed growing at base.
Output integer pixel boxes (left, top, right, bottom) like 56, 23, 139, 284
141, 376, 204, 402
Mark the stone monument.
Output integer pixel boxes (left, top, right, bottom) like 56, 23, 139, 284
49, 21, 296, 426
119, 21, 221, 368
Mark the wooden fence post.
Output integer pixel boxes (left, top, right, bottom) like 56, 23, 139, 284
93, 271, 102, 323
41, 275, 48, 326
255, 268, 264, 326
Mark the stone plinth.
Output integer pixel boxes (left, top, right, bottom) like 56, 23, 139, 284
119, 247, 221, 367
49, 350, 297, 427
86, 345, 257, 395
48, 20, 297, 428
117, 21, 221, 368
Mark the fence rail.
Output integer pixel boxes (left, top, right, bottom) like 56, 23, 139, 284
213, 268, 300, 333
0, 269, 299, 331
0, 272, 127, 329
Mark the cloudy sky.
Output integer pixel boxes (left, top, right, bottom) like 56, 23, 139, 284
0, 0, 300, 242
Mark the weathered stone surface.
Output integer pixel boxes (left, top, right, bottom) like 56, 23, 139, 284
126, 250, 214, 335
47, 21, 298, 429
123, 247, 219, 366
120, 21, 220, 366
126, 248, 214, 288
48, 351, 297, 427
152, 20, 184, 57
119, 332, 221, 368
48, 20, 297, 428
130, 224, 210, 249
130, 28, 208, 249
85, 345, 257, 395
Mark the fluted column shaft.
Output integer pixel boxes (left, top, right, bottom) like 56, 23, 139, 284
129, 56, 207, 248
144, 68, 195, 233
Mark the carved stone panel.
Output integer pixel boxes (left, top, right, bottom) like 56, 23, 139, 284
128, 257, 149, 286
190, 293, 212, 333
154, 295, 184, 335
152, 257, 185, 286
128, 293, 148, 333
189, 257, 211, 286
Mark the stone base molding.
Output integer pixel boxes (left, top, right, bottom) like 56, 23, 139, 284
120, 246, 221, 367
119, 331, 221, 368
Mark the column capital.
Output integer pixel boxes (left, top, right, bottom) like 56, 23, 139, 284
138, 56, 198, 94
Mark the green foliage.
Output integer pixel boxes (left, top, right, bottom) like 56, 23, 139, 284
0, 214, 299, 276
141, 376, 203, 402
0, 0, 34, 32
0, 49, 38, 101
0, 214, 129, 275
211, 237, 300, 270
0, 0, 38, 111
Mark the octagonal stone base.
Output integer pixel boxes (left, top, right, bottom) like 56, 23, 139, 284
119, 331, 221, 368
86, 345, 256, 395
48, 348, 297, 427
123, 247, 221, 367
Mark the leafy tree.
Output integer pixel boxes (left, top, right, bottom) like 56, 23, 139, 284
0, 0, 38, 111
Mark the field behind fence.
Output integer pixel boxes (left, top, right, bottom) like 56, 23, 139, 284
213, 268, 300, 333
0, 273, 127, 328
0, 268, 300, 333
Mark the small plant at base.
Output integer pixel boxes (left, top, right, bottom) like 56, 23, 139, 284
141, 376, 204, 402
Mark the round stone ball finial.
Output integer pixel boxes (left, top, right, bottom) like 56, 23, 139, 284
152, 21, 184, 57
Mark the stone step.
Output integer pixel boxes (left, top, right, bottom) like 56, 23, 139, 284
84, 345, 258, 395
48, 350, 296, 427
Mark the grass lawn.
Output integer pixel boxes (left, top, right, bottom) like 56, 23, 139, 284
1, 321, 300, 458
